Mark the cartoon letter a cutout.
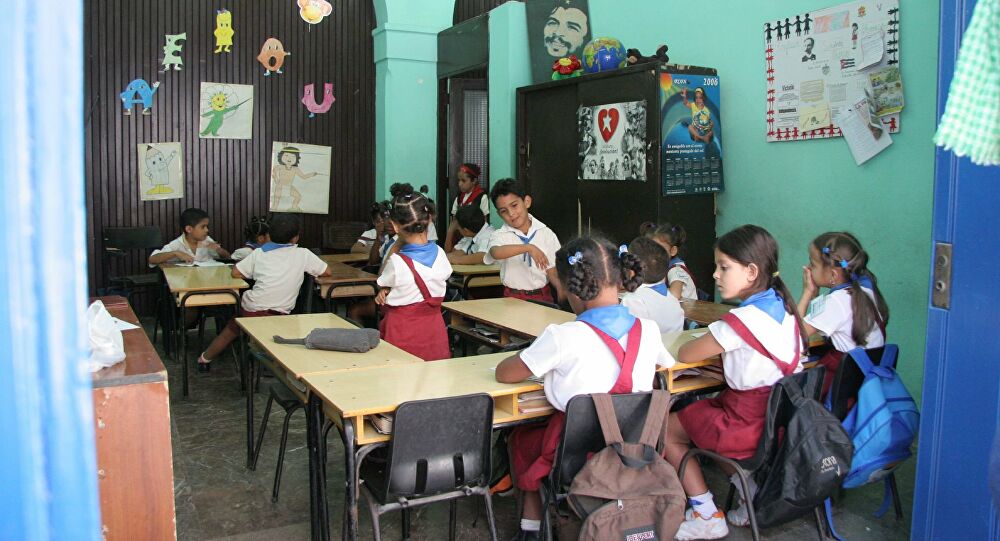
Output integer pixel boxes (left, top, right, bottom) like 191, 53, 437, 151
302, 83, 335, 118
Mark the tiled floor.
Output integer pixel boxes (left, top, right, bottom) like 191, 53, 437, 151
158, 321, 913, 541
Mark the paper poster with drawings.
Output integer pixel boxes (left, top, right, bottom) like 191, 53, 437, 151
764, 0, 901, 142
137, 142, 183, 201
198, 82, 253, 139
577, 100, 647, 181
269, 142, 331, 214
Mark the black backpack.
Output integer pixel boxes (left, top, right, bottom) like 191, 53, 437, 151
752, 376, 854, 528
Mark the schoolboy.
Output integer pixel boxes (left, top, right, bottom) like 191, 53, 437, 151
446, 205, 496, 265
621, 236, 685, 333
148, 207, 231, 266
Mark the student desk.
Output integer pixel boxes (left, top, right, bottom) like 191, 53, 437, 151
301, 352, 551, 541
235, 313, 421, 467
320, 252, 370, 266
680, 299, 734, 326
161, 264, 248, 396
443, 297, 575, 350
448, 264, 501, 298
91, 297, 176, 540
312, 261, 378, 312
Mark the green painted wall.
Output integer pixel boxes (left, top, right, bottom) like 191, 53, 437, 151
487, 0, 939, 394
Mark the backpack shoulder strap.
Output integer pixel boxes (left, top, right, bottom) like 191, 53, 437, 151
637, 390, 671, 451
592, 393, 624, 446
847, 346, 876, 376
880, 344, 899, 370
720, 312, 800, 376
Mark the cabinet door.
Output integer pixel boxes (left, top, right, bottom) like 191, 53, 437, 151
660, 193, 716, 298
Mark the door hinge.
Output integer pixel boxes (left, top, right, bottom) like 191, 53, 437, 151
931, 242, 952, 309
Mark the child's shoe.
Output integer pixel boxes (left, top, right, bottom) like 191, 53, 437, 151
726, 502, 750, 527
197, 353, 211, 373
674, 510, 728, 540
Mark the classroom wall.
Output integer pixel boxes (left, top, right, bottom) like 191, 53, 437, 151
487, 0, 938, 395
84, 0, 377, 296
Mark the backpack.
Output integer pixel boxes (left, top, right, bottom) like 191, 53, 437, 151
752, 376, 854, 529
567, 390, 686, 541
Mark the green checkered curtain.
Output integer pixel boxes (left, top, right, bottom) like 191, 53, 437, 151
934, 0, 1000, 166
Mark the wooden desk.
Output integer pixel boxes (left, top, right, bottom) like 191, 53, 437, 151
91, 297, 176, 540
680, 299, 733, 326
160, 265, 247, 397
443, 298, 574, 348
313, 261, 378, 311
449, 264, 501, 298
320, 252, 369, 265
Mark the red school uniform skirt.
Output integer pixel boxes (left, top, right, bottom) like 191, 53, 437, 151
677, 387, 772, 460
815, 348, 845, 399
379, 255, 451, 361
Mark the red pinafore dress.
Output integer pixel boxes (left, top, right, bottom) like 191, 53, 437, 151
378, 254, 451, 362
510, 320, 643, 491
678, 313, 800, 460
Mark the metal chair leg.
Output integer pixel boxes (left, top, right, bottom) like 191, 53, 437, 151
725, 483, 736, 511
402, 507, 411, 541
448, 500, 457, 541
482, 491, 499, 541
250, 396, 274, 471
272, 404, 302, 502
889, 472, 904, 520
813, 506, 831, 540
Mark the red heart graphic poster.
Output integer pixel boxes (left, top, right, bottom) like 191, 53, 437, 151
578, 100, 647, 181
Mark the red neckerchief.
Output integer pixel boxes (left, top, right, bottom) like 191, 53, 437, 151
458, 185, 485, 206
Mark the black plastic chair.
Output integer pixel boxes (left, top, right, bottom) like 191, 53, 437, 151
250, 380, 304, 502
359, 393, 498, 541
539, 392, 663, 540
103, 227, 163, 326
677, 368, 828, 541
827, 346, 904, 520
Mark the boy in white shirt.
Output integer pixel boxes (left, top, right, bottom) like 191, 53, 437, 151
445, 205, 496, 265
621, 237, 685, 333
197, 214, 331, 372
483, 179, 562, 303
148, 207, 231, 266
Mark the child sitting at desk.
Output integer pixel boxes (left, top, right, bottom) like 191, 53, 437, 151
483, 178, 561, 303
231, 215, 269, 261
352, 201, 392, 254
643, 222, 698, 301
196, 214, 331, 372
495, 236, 675, 541
445, 205, 496, 265
621, 236, 685, 333
375, 184, 452, 361
148, 207, 230, 266
665, 225, 806, 539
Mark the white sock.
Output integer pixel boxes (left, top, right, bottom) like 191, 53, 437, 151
689, 491, 718, 517
520, 518, 541, 532
199, 353, 211, 363
730, 473, 758, 502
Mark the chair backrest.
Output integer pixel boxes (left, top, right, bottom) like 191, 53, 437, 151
553, 392, 656, 492
829, 346, 888, 421
103, 227, 163, 251
322, 221, 368, 252
378, 393, 494, 500
741, 368, 825, 471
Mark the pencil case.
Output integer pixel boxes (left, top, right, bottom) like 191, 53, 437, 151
273, 328, 381, 353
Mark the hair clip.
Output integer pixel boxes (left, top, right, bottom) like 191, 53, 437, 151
821, 246, 832, 255
567, 251, 583, 266
618, 244, 628, 256
839, 259, 849, 269
772, 270, 780, 278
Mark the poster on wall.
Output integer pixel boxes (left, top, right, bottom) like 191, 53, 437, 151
578, 100, 647, 181
269, 142, 331, 214
137, 142, 184, 201
660, 72, 724, 196
764, 0, 901, 142
198, 82, 254, 139
526, 0, 592, 84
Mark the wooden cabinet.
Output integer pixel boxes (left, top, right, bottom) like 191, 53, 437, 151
91, 296, 176, 540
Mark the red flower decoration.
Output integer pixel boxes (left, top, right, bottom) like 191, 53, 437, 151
552, 55, 582, 75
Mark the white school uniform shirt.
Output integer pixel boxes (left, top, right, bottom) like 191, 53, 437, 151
667, 265, 698, 301
621, 282, 685, 333
236, 246, 329, 314
148, 234, 221, 267
521, 318, 675, 411
805, 287, 885, 352
378, 247, 453, 306
427, 222, 439, 242
708, 305, 804, 391
482, 214, 561, 291
451, 193, 491, 217
356, 228, 379, 249
454, 223, 496, 254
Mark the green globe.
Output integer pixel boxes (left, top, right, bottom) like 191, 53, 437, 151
582, 37, 627, 74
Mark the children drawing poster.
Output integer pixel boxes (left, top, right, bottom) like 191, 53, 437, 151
577, 100, 647, 181
198, 82, 254, 139
137, 142, 183, 201
269, 142, 331, 214
660, 72, 724, 196
764, 0, 901, 142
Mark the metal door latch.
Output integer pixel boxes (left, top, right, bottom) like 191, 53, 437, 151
931, 242, 952, 309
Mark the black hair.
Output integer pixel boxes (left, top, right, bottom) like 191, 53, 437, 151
268, 214, 301, 244
489, 178, 527, 206
419, 185, 437, 216
643, 222, 688, 249
628, 236, 669, 284
180, 208, 209, 229
455, 205, 486, 233
276, 147, 301, 167
369, 201, 391, 221
716, 224, 807, 349
555, 236, 643, 301
389, 183, 432, 234
458, 163, 481, 179
244, 215, 269, 242
812, 232, 890, 345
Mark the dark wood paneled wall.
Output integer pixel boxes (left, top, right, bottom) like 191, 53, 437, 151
84, 0, 375, 295
454, 0, 511, 24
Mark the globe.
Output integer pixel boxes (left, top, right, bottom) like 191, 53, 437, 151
582, 38, 627, 74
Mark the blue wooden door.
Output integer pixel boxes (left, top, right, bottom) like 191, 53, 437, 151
912, 1, 1000, 539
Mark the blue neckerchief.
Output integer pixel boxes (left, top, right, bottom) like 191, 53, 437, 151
465, 241, 474, 255
380, 236, 396, 259
399, 242, 438, 268
649, 281, 670, 296
577, 305, 636, 340
261, 242, 294, 252
245, 241, 261, 249
515, 230, 538, 267
740, 288, 787, 324
669, 257, 685, 268
830, 275, 874, 292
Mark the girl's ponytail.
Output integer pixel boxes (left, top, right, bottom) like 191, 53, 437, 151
771, 272, 808, 351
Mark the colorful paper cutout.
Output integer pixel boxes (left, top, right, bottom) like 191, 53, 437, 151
269, 142, 331, 214
301, 83, 335, 118
198, 83, 253, 139
257, 38, 291, 76
162, 33, 186, 71
298, 0, 333, 24
120, 79, 160, 115
214, 9, 234, 53
137, 142, 184, 200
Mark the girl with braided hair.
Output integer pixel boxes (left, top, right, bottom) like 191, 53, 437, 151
231, 215, 270, 261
